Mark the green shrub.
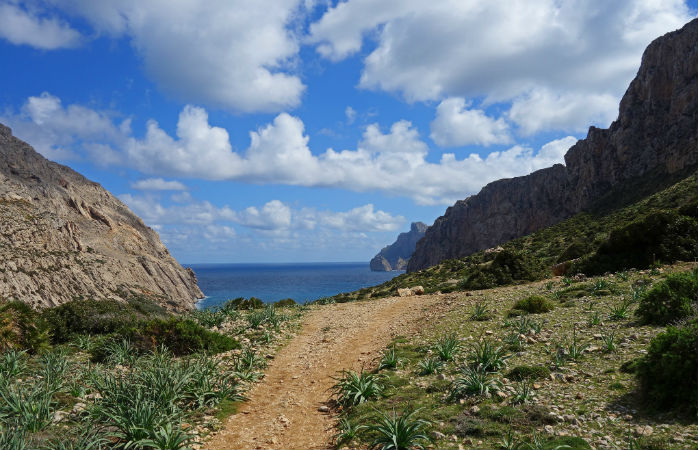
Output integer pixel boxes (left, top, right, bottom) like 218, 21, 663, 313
0, 301, 51, 353
573, 211, 698, 275
128, 318, 239, 356
273, 298, 297, 307
636, 319, 698, 415
507, 365, 550, 381
223, 297, 265, 310
42, 298, 166, 343
512, 295, 554, 314
459, 250, 548, 290
556, 240, 592, 263
636, 270, 698, 325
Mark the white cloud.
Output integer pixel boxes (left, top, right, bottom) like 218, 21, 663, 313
508, 88, 619, 135
233, 200, 292, 230
123, 106, 577, 204
345, 106, 356, 124
44, 0, 305, 113
6, 94, 579, 205
118, 195, 404, 237
0, 92, 128, 163
430, 98, 511, 147
131, 178, 188, 191
0, 2, 82, 49
309, 0, 692, 133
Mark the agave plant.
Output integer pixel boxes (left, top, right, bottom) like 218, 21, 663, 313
433, 333, 461, 362
417, 357, 444, 375
368, 408, 431, 450
378, 346, 401, 371
511, 380, 533, 405
334, 418, 368, 448
0, 349, 27, 379
139, 422, 196, 450
0, 381, 56, 432
449, 365, 501, 400
467, 339, 510, 372
331, 370, 384, 406
470, 302, 491, 321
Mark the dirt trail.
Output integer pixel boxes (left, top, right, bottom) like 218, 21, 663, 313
204, 294, 448, 450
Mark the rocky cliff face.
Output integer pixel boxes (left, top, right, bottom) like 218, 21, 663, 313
408, 18, 698, 272
0, 124, 203, 310
370, 222, 428, 271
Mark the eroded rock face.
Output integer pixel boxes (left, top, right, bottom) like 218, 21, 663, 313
408, 18, 698, 272
0, 124, 203, 310
370, 222, 428, 271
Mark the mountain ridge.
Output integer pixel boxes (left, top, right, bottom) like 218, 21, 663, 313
408, 18, 698, 272
0, 123, 203, 310
370, 222, 427, 271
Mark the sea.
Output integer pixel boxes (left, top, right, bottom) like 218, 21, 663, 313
189, 262, 403, 310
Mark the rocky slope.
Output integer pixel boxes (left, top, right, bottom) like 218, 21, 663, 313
370, 222, 428, 271
0, 124, 203, 310
408, 18, 698, 272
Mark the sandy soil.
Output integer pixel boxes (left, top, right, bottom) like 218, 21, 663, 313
204, 293, 450, 450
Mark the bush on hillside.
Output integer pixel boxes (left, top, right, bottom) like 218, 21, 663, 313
512, 295, 554, 314
273, 298, 297, 307
223, 297, 265, 310
127, 317, 239, 356
636, 269, 698, 325
507, 365, 551, 381
42, 298, 167, 343
556, 240, 592, 263
0, 301, 51, 353
572, 211, 698, 275
459, 250, 548, 290
636, 319, 698, 415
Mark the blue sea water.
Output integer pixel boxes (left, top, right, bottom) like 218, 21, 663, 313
189, 262, 403, 309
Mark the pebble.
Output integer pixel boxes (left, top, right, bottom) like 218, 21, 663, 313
72, 402, 87, 414
635, 425, 653, 437
470, 406, 480, 415
431, 431, 446, 440
318, 405, 330, 413
544, 425, 554, 434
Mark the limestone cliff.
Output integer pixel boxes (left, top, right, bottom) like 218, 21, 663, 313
370, 222, 428, 271
408, 18, 698, 272
0, 124, 203, 310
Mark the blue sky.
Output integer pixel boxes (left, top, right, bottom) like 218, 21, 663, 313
1, 0, 696, 263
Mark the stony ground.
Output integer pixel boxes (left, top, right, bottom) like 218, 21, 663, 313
202, 263, 698, 450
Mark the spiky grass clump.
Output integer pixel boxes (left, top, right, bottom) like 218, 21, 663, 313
331, 370, 384, 407
367, 408, 431, 450
334, 418, 367, 448
433, 333, 461, 362
470, 302, 491, 321
467, 339, 509, 372
378, 347, 401, 371
449, 365, 501, 400
417, 357, 444, 376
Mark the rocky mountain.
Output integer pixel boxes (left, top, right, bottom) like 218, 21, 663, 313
408, 18, 698, 272
0, 124, 203, 310
370, 222, 428, 271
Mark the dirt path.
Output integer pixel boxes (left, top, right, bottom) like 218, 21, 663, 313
204, 294, 449, 450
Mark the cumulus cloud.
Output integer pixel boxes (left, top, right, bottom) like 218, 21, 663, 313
122, 105, 577, 204
430, 98, 511, 147
131, 178, 188, 191
6, 94, 580, 205
0, 2, 82, 49
508, 88, 619, 135
118, 195, 404, 237
309, 0, 692, 133
0, 92, 128, 162
41, 0, 305, 112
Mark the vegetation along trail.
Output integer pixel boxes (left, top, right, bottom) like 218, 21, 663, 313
204, 292, 452, 449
